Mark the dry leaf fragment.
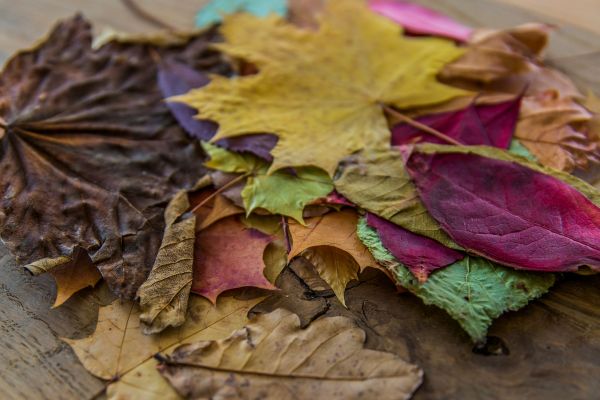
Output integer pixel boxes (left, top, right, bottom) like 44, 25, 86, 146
0, 16, 228, 298
288, 210, 379, 304
49, 251, 102, 308
515, 91, 599, 171
158, 309, 423, 400
175, 0, 466, 175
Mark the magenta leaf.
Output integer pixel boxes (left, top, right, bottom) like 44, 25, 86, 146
407, 151, 600, 272
366, 213, 464, 281
392, 98, 521, 148
369, 0, 473, 42
158, 59, 277, 160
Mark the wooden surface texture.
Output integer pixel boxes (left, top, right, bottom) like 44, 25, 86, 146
0, 1, 598, 399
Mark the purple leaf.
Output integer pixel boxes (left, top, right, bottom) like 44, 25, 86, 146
392, 98, 521, 149
407, 151, 600, 272
369, 0, 473, 42
158, 59, 277, 160
366, 213, 463, 281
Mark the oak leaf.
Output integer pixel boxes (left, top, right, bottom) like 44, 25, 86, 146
175, 0, 466, 175
158, 309, 423, 400
407, 148, 600, 272
192, 216, 276, 303
0, 17, 228, 298
358, 218, 555, 342
64, 293, 263, 399
288, 209, 379, 305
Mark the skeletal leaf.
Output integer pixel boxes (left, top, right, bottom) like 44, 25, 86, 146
158, 309, 423, 400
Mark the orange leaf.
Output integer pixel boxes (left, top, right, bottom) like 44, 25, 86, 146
50, 251, 101, 308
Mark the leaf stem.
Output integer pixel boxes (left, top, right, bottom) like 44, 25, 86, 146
121, 0, 176, 31
382, 104, 463, 146
281, 216, 292, 253
189, 173, 249, 215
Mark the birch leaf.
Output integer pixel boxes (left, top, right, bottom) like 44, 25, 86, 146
176, 0, 466, 175
158, 309, 423, 400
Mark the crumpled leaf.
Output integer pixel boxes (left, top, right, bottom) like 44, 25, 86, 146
0, 16, 228, 298
515, 90, 600, 171
137, 177, 211, 335
176, 0, 466, 175
369, 0, 474, 42
158, 309, 423, 400
192, 216, 276, 303
203, 142, 333, 223
441, 23, 551, 83
195, 0, 288, 28
159, 59, 277, 160
63, 294, 263, 400
407, 148, 600, 272
335, 148, 460, 249
391, 97, 520, 148
288, 210, 378, 305
48, 250, 102, 308
357, 218, 555, 342
366, 213, 463, 282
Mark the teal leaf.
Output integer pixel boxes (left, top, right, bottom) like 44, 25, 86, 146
196, 0, 288, 28
357, 217, 555, 342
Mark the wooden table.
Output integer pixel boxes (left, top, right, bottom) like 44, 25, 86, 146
0, 1, 599, 399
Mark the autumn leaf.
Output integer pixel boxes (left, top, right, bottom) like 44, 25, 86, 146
158, 309, 423, 400
45, 250, 101, 308
0, 16, 229, 298
441, 23, 551, 83
357, 218, 555, 342
335, 148, 460, 249
514, 91, 600, 171
369, 0, 474, 42
366, 213, 463, 282
137, 178, 211, 335
407, 148, 600, 272
391, 97, 521, 148
202, 142, 333, 223
64, 294, 263, 399
195, 0, 288, 28
192, 216, 276, 303
175, 0, 466, 175
287, 0, 325, 29
158, 59, 277, 160
288, 210, 379, 305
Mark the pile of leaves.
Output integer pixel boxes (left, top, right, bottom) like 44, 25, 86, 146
1, 0, 599, 398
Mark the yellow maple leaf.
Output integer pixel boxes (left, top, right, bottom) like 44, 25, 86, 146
174, 0, 466, 175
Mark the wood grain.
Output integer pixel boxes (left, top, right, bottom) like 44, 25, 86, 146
0, 0, 599, 399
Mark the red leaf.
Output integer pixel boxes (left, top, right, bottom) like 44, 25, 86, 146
366, 213, 463, 281
369, 0, 473, 42
191, 217, 276, 303
407, 151, 600, 272
392, 98, 520, 148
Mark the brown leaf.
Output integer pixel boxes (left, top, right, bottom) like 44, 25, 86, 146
137, 177, 211, 335
0, 16, 229, 298
158, 309, 423, 400
515, 91, 600, 171
288, 0, 325, 29
49, 250, 101, 308
196, 194, 244, 231
288, 210, 380, 305
441, 23, 551, 83
191, 216, 276, 303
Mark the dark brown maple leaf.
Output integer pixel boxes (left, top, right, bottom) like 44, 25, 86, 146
0, 16, 230, 298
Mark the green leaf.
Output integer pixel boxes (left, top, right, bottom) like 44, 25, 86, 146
335, 148, 460, 249
196, 0, 288, 28
357, 217, 555, 342
203, 142, 333, 223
